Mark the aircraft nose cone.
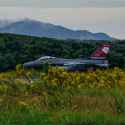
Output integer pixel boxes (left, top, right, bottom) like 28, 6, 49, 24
23, 61, 40, 68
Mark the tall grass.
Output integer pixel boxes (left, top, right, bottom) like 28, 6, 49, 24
0, 68, 125, 124
0, 108, 125, 125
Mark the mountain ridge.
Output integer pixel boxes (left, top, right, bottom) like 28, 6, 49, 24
0, 19, 113, 41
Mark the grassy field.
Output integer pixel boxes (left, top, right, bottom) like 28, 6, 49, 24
0, 67, 125, 124
1, 109, 125, 125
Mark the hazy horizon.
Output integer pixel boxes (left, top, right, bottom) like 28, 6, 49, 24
0, 7, 125, 39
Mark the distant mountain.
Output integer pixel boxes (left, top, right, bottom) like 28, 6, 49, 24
0, 19, 113, 41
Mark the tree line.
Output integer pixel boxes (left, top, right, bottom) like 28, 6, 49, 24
0, 33, 125, 71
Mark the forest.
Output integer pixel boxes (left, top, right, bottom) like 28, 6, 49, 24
0, 33, 125, 71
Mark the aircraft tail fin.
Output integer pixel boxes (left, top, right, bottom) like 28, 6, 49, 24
90, 44, 111, 59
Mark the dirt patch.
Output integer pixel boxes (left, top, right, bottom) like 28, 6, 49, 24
67, 123, 98, 125
71, 95, 117, 114
67, 123, 96, 125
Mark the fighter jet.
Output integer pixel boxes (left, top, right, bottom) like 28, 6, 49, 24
23, 44, 111, 71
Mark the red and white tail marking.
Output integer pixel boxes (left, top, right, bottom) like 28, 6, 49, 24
91, 44, 111, 59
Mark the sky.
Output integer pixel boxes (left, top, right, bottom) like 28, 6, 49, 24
0, 0, 125, 39
0, 0, 125, 7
